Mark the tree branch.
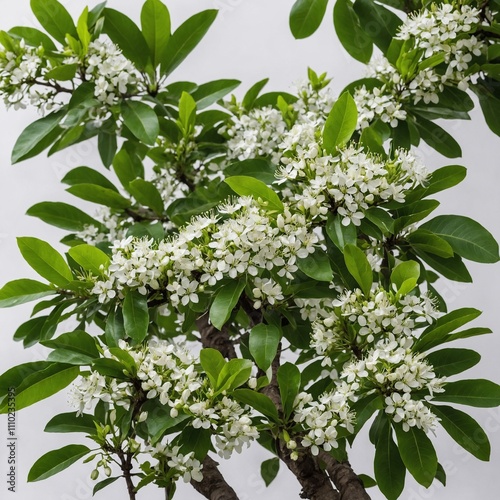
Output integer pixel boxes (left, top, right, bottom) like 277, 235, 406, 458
317, 450, 371, 500
190, 455, 239, 500
196, 312, 237, 359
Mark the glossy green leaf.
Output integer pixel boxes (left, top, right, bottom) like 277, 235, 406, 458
200, 348, 226, 388
142, 400, 190, 443
42, 330, 99, 359
390, 260, 420, 291
216, 359, 253, 394
394, 424, 437, 487
17, 237, 73, 286
161, 10, 218, 76
261, 458, 280, 487
364, 207, 394, 234
225, 176, 283, 212
45, 64, 78, 81
98, 132, 117, 168
297, 252, 333, 282
432, 379, 500, 407
0, 279, 54, 308
103, 8, 150, 69
123, 290, 149, 343
178, 91, 197, 136
68, 245, 110, 276
417, 251, 472, 283
242, 78, 269, 110
66, 183, 131, 209
326, 213, 357, 249
9, 26, 57, 50
421, 215, 499, 264
249, 324, 281, 371
209, 279, 246, 330
93, 477, 120, 496
121, 101, 159, 145
343, 244, 372, 296
141, 0, 171, 67
334, 0, 373, 63
44, 412, 96, 434
62, 166, 118, 192
425, 348, 480, 377
277, 362, 301, 419
225, 159, 276, 184
429, 404, 490, 461
28, 445, 90, 482
12, 110, 64, 163
232, 389, 280, 422
30, 0, 77, 44
415, 116, 462, 158
128, 179, 165, 214
407, 230, 454, 258
323, 92, 358, 153
192, 79, 241, 109
289, 0, 329, 39
113, 148, 144, 187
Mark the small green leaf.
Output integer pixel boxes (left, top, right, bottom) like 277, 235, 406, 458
232, 388, 280, 422
98, 132, 117, 168
192, 79, 241, 109
326, 213, 357, 249
0, 279, 54, 308
432, 379, 500, 408
45, 64, 78, 81
277, 363, 301, 419
68, 245, 110, 276
417, 251, 472, 283
200, 348, 226, 388
394, 424, 437, 488
390, 260, 419, 294
28, 445, 90, 482
225, 176, 283, 212
209, 279, 246, 330
113, 148, 144, 187
66, 184, 131, 209
242, 78, 269, 110
249, 324, 281, 372
429, 404, 490, 461
44, 412, 96, 434
178, 91, 197, 136
323, 92, 358, 153
27, 202, 102, 232
41, 330, 99, 359
216, 359, 252, 394
141, 0, 171, 67
297, 252, 333, 282
128, 179, 165, 214
30, 0, 77, 44
62, 166, 119, 192
121, 101, 159, 145
93, 477, 120, 496
414, 115, 462, 158
17, 237, 73, 286
289, 0, 329, 39
343, 244, 372, 296
407, 230, 454, 258
225, 159, 276, 184
364, 207, 394, 234
9, 26, 57, 50
425, 348, 480, 377
261, 458, 280, 487
123, 290, 149, 343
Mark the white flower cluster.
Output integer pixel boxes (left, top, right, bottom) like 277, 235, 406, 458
293, 388, 355, 456
91, 196, 318, 309
310, 287, 438, 357
146, 442, 203, 483
76, 207, 130, 245
278, 144, 429, 226
0, 39, 56, 111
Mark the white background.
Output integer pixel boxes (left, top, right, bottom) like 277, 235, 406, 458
0, 1, 499, 499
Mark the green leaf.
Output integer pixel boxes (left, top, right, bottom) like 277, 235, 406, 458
242, 78, 269, 110
358, 474, 377, 488
323, 91, 358, 153
98, 132, 117, 168
326, 213, 357, 249
121, 101, 159, 145
0, 362, 52, 406
394, 424, 437, 487
178, 91, 197, 136
66, 183, 131, 209
414, 115, 462, 158
30, 0, 77, 44
142, 400, 190, 443
113, 148, 144, 187
28, 445, 90, 482
297, 252, 333, 282
343, 244, 372, 296
232, 388, 280, 422
425, 348, 480, 377
445, 327, 492, 344
429, 404, 490, 461
93, 477, 120, 496
261, 458, 280, 487
0, 279, 54, 308
128, 179, 165, 214
44, 412, 96, 434
225, 159, 276, 184
277, 362, 301, 419
177, 427, 212, 461
350, 393, 383, 436
374, 417, 405, 500
62, 166, 119, 192
41, 330, 99, 358
141, 0, 171, 67
216, 359, 252, 394
17, 237, 73, 286
161, 10, 218, 76
192, 79, 241, 109
333, 0, 373, 63
225, 176, 283, 212
12, 110, 64, 163
76, 7, 91, 52
421, 215, 499, 264
68, 245, 110, 276
364, 207, 394, 234
390, 260, 420, 292
209, 279, 246, 330
417, 251, 472, 283
200, 348, 226, 388
249, 324, 281, 372
45, 64, 78, 81
393, 199, 440, 232
473, 80, 500, 136
103, 8, 150, 69
9, 26, 57, 50
289, 0, 329, 39
0, 363, 79, 413
407, 230, 454, 258
123, 290, 149, 343
353, 0, 402, 53
105, 308, 126, 347
432, 379, 500, 408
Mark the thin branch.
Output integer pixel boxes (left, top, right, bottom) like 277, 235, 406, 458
317, 450, 371, 500
190, 455, 239, 500
196, 312, 237, 359
117, 450, 137, 500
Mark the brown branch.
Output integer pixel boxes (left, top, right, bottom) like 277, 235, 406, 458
117, 450, 137, 500
196, 312, 237, 359
317, 451, 371, 500
190, 455, 239, 500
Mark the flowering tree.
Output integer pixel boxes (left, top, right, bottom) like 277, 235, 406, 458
0, 0, 499, 499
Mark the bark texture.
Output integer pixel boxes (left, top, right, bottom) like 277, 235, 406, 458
190, 456, 239, 500
196, 312, 237, 359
